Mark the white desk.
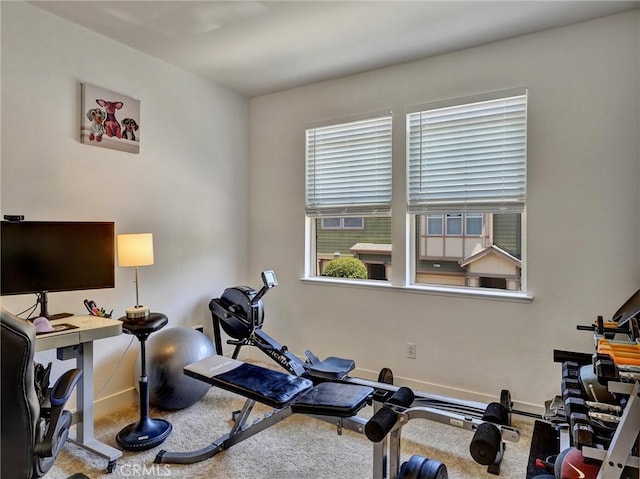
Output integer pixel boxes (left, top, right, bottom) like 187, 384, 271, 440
36, 315, 123, 471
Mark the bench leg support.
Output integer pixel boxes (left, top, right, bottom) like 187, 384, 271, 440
155, 399, 293, 465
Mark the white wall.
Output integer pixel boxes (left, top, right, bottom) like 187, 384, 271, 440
1, 2, 250, 413
1, 3, 638, 416
249, 11, 640, 410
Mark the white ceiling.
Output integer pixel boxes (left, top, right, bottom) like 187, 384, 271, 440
29, 1, 640, 97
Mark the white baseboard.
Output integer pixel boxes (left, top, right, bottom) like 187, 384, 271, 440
353, 366, 544, 417
91, 356, 544, 421
93, 387, 138, 420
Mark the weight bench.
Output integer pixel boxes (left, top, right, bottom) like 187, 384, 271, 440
154, 355, 374, 465
158, 355, 521, 478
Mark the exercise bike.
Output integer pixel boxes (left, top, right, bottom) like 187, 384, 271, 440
202, 270, 520, 475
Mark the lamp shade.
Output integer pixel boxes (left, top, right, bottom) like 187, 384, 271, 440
117, 233, 154, 267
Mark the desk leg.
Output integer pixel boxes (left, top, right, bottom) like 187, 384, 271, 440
76, 341, 92, 444
60, 342, 123, 469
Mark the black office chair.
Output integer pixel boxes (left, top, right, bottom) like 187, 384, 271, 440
1, 307, 82, 479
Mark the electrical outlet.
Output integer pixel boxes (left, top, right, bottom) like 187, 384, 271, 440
407, 342, 416, 359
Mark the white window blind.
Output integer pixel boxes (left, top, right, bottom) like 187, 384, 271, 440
407, 91, 527, 213
306, 115, 392, 217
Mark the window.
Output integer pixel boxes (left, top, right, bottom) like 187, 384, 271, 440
408, 90, 527, 292
320, 218, 341, 229
306, 115, 392, 280
304, 89, 528, 298
427, 215, 443, 235
445, 214, 462, 236
343, 217, 365, 229
466, 214, 483, 236
321, 217, 364, 230
427, 213, 483, 237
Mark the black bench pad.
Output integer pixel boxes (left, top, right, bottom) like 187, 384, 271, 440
291, 382, 373, 417
185, 356, 313, 409
185, 355, 373, 416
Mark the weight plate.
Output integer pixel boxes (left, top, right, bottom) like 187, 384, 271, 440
399, 455, 427, 479
418, 458, 449, 479
500, 389, 512, 411
500, 389, 513, 426
378, 367, 394, 385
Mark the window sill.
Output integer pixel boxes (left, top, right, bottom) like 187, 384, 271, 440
299, 277, 533, 303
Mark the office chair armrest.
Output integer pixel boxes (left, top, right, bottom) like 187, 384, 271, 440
50, 368, 82, 407
34, 368, 82, 457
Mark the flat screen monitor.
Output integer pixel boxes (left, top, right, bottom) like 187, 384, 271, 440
1, 221, 115, 318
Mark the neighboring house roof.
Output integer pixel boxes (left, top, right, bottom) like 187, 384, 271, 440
459, 244, 522, 268
350, 243, 392, 254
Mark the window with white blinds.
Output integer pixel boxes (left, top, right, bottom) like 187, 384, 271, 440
407, 90, 527, 213
305, 115, 392, 217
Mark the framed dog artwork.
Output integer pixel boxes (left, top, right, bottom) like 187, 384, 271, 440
81, 83, 140, 154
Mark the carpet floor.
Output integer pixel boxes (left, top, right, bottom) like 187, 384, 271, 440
46, 383, 541, 479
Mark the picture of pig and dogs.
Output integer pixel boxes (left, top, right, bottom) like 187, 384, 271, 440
81, 83, 140, 154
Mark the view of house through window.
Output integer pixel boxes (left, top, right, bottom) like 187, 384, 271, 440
415, 212, 522, 290
313, 213, 522, 289
315, 217, 391, 280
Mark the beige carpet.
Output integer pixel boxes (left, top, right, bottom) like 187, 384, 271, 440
48, 384, 535, 479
